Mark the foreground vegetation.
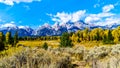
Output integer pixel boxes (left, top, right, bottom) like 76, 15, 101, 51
0, 44, 120, 68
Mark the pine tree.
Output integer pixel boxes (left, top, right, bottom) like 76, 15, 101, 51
14, 31, 19, 46
83, 28, 89, 41
0, 32, 5, 51
103, 30, 113, 44
42, 42, 48, 50
96, 30, 100, 41
60, 32, 73, 47
107, 30, 113, 42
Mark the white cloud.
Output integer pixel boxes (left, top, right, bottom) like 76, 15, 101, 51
50, 10, 86, 25
1, 23, 15, 28
102, 4, 114, 12
0, 21, 17, 28
49, 3, 120, 27
0, 0, 41, 6
51, 9, 120, 27
84, 11, 120, 26
85, 16, 100, 23
85, 12, 115, 23
18, 26, 25, 29
106, 17, 120, 25
71, 10, 86, 22
18, 25, 30, 29
96, 17, 120, 26
54, 12, 72, 24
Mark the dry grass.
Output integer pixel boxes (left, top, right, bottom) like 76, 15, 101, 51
0, 47, 72, 68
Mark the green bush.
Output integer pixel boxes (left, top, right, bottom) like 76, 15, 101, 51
42, 42, 48, 50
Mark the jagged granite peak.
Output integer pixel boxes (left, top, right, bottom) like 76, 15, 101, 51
0, 24, 34, 37
18, 26, 34, 37
0, 20, 120, 36
52, 22, 60, 31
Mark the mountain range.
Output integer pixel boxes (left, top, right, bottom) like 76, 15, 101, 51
0, 20, 120, 36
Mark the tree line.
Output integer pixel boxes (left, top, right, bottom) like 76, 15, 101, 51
19, 36, 60, 41
0, 31, 18, 51
60, 26, 120, 47
71, 26, 120, 44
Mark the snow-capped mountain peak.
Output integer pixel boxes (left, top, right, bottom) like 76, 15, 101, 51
0, 20, 120, 36
19, 26, 33, 32
43, 23, 51, 28
52, 22, 60, 31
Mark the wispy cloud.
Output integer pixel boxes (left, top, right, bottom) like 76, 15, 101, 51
102, 4, 114, 12
0, 18, 5, 22
94, 4, 100, 8
93, 0, 103, 8
114, 0, 120, 6
0, 15, 6, 23
23, 5, 30, 10
0, 0, 41, 6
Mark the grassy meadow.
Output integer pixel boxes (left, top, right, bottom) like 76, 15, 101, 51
18, 40, 113, 48
17, 40, 59, 48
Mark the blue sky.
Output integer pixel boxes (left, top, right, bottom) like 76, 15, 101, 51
0, 0, 120, 28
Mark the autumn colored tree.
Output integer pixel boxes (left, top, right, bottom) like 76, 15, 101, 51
76, 30, 83, 42
90, 28, 103, 41
71, 33, 80, 43
5, 32, 13, 46
83, 28, 90, 41
112, 27, 120, 43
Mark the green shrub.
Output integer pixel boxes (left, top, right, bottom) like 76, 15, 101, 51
42, 42, 48, 50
